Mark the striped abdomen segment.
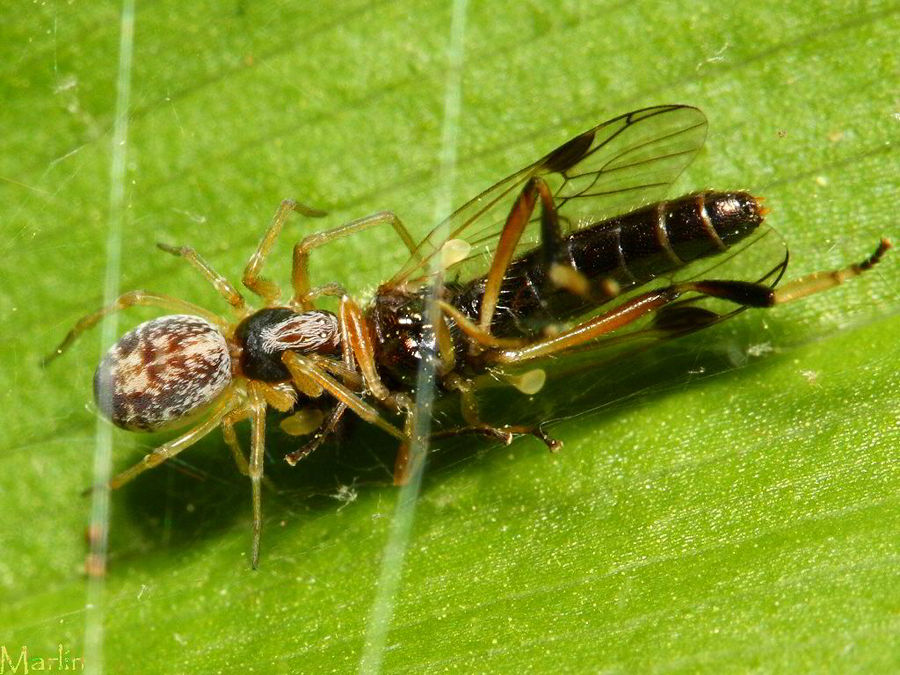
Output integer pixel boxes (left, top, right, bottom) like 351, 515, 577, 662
454, 191, 765, 337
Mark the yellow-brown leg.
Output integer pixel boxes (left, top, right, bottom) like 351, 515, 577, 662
479, 176, 562, 331
339, 295, 390, 400
43, 291, 228, 366
282, 300, 363, 465
242, 199, 327, 304
437, 300, 528, 350
772, 238, 890, 302
291, 211, 419, 309
245, 383, 268, 569
223, 404, 280, 495
156, 242, 247, 313
222, 409, 252, 476
106, 393, 235, 490
282, 351, 404, 440
494, 287, 683, 364
256, 381, 298, 412
492, 238, 892, 365
391, 412, 419, 486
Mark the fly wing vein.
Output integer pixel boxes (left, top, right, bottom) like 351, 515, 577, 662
391, 105, 709, 286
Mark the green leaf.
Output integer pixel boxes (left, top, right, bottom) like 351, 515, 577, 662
1, 1, 896, 672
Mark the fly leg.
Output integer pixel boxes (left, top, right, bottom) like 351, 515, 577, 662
439, 373, 563, 451
769, 237, 890, 303
479, 176, 569, 331
290, 211, 419, 309
491, 238, 892, 365
284, 403, 348, 466
493, 286, 688, 364
391, 311, 462, 485
429, 424, 561, 450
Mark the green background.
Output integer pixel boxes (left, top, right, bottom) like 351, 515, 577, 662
1, 1, 897, 672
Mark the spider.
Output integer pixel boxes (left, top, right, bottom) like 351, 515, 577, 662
44, 201, 432, 569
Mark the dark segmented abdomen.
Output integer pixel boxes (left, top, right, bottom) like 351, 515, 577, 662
453, 191, 765, 337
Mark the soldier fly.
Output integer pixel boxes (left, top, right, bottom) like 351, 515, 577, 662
45, 105, 890, 567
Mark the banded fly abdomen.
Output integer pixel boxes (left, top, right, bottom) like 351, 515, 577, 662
453, 191, 765, 338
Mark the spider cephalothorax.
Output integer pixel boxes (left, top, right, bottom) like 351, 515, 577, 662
234, 308, 340, 382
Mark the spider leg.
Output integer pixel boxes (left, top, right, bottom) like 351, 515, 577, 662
219, 407, 278, 491
291, 211, 419, 309
246, 383, 268, 569
43, 290, 227, 365
282, 351, 404, 441
222, 409, 252, 476
339, 292, 458, 401
156, 242, 247, 314
303, 293, 458, 478
104, 393, 235, 490
283, 292, 364, 465
339, 294, 390, 400
242, 199, 327, 305
255, 381, 297, 412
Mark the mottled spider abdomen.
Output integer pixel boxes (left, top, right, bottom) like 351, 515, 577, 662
93, 315, 232, 431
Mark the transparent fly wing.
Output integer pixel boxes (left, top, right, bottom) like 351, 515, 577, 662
545, 105, 709, 229
392, 105, 708, 285
391, 160, 536, 285
676, 223, 788, 287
